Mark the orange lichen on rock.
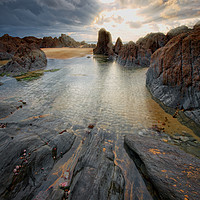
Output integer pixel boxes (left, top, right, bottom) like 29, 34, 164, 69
149, 148, 166, 155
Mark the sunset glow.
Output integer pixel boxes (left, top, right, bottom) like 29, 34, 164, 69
0, 0, 199, 42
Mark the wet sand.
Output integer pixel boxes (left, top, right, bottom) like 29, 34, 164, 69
41, 47, 93, 59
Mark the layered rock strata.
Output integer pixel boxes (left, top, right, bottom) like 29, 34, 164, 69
125, 133, 200, 200
0, 121, 75, 200
146, 24, 200, 125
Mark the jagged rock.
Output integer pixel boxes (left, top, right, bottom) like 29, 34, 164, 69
41, 36, 62, 48
166, 25, 191, 40
116, 41, 139, 67
58, 34, 80, 48
0, 121, 75, 200
146, 27, 200, 124
69, 129, 125, 200
194, 20, 200, 30
0, 45, 47, 76
114, 37, 123, 55
125, 133, 200, 200
93, 28, 114, 56
116, 33, 167, 67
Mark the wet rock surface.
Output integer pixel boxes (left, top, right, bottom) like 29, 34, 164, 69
0, 120, 75, 200
93, 28, 114, 56
146, 25, 200, 125
125, 132, 200, 200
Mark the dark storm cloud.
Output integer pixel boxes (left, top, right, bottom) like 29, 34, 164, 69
0, 0, 101, 37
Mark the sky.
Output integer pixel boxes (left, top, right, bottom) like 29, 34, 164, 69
0, 0, 200, 42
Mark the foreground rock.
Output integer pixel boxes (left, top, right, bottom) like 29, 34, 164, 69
68, 129, 125, 199
125, 133, 200, 200
93, 28, 114, 56
0, 121, 75, 199
146, 24, 200, 125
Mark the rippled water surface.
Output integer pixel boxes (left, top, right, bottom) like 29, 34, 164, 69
0, 56, 197, 137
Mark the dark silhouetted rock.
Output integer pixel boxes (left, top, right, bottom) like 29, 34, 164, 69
146, 27, 200, 124
114, 37, 123, 55
125, 133, 200, 200
93, 28, 114, 56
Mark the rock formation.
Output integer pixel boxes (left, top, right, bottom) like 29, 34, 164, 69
146, 24, 200, 125
116, 32, 167, 67
93, 28, 114, 56
0, 33, 96, 76
68, 129, 125, 200
113, 37, 123, 55
0, 45, 47, 76
0, 120, 75, 199
166, 25, 191, 41
125, 132, 200, 200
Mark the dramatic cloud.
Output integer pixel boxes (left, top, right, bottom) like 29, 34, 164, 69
0, 0, 199, 41
0, 0, 101, 39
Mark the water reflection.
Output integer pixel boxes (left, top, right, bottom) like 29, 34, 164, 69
0, 56, 198, 139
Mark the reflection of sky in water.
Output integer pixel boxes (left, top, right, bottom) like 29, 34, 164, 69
0, 56, 196, 138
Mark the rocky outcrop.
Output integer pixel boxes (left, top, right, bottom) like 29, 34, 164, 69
125, 133, 200, 200
93, 28, 114, 56
0, 121, 75, 200
0, 45, 47, 76
113, 37, 123, 55
166, 25, 191, 41
116, 32, 167, 67
116, 41, 140, 67
146, 26, 200, 124
58, 34, 81, 48
69, 129, 125, 199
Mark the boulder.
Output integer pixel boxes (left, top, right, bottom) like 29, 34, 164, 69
0, 45, 47, 76
125, 133, 200, 200
146, 27, 200, 124
93, 28, 114, 56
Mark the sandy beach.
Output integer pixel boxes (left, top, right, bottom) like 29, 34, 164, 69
41, 47, 93, 59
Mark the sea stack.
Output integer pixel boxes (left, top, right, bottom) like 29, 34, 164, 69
93, 28, 113, 56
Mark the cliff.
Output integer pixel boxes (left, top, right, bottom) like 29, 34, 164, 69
146, 23, 200, 125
